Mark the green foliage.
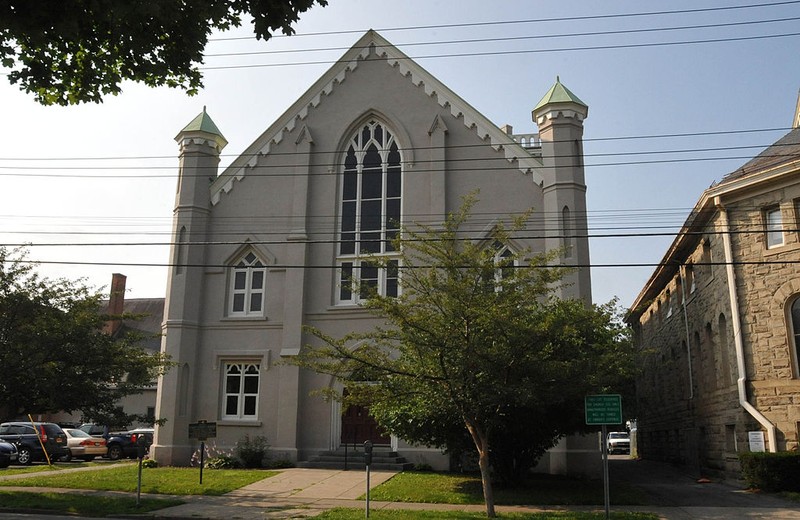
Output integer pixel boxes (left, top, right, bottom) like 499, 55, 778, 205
0, 465, 275, 495
235, 434, 270, 468
141, 458, 159, 468
317, 511, 657, 520
739, 451, 800, 492
367, 471, 649, 506
293, 195, 636, 511
207, 455, 242, 469
0, 247, 172, 423
0, 0, 327, 105
0, 490, 184, 517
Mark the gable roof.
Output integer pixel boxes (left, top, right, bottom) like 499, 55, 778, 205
209, 30, 545, 205
628, 125, 800, 318
104, 297, 164, 352
716, 127, 800, 186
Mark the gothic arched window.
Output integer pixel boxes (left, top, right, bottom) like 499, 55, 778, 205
337, 121, 402, 304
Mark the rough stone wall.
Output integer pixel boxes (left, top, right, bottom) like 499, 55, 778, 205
634, 176, 800, 475
727, 183, 800, 451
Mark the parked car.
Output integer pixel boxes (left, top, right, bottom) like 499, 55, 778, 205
79, 423, 110, 437
0, 422, 70, 464
62, 428, 107, 462
607, 431, 631, 454
105, 428, 154, 460
0, 440, 18, 468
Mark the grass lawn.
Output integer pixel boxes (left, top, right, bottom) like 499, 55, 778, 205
317, 509, 658, 519
0, 490, 183, 517
367, 472, 649, 506
0, 465, 276, 495
0, 461, 93, 475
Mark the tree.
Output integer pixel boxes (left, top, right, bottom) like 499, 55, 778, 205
0, 0, 327, 105
0, 247, 172, 425
293, 196, 635, 518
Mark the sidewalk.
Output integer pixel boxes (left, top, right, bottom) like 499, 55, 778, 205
2, 465, 800, 519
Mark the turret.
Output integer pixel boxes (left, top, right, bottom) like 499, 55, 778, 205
152, 108, 225, 466
533, 78, 591, 303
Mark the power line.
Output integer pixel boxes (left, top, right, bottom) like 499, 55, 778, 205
203, 15, 800, 58
200, 30, 800, 71
207, 1, 800, 41
10, 257, 800, 270
0, 126, 792, 163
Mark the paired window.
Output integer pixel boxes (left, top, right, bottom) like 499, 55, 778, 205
223, 363, 260, 420
230, 252, 266, 316
337, 121, 402, 304
764, 206, 784, 249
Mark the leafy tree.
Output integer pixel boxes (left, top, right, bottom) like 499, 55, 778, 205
293, 196, 635, 518
0, 247, 172, 425
0, 0, 327, 105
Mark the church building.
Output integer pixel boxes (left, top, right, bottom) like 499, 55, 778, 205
152, 30, 593, 472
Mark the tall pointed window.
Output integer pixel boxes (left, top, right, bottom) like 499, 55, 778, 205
338, 121, 402, 304
230, 251, 266, 316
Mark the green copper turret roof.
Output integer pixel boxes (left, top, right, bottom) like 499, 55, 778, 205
180, 106, 225, 137
534, 76, 587, 112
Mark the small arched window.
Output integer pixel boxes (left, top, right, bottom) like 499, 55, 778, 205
561, 206, 572, 258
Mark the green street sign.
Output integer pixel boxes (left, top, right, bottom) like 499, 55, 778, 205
585, 394, 622, 425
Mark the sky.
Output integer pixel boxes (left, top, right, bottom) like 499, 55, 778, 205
2, 0, 799, 309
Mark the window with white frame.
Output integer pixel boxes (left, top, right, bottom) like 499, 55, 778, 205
223, 362, 260, 419
230, 251, 266, 316
492, 241, 516, 288
337, 120, 402, 304
765, 206, 784, 248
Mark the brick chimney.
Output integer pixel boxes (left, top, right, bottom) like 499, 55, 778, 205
104, 273, 127, 335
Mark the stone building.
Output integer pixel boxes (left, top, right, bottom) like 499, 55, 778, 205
152, 30, 594, 471
627, 96, 800, 476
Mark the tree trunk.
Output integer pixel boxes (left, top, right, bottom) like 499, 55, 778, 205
465, 419, 495, 518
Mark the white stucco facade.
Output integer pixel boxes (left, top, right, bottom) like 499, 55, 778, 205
152, 30, 593, 472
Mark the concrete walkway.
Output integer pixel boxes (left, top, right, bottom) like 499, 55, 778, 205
2, 465, 800, 519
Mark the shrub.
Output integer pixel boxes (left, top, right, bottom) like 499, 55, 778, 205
190, 440, 236, 467
414, 463, 434, 472
141, 458, 159, 468
739, 451, 800, 492
207, 455, 242, 469
263, 458, 293, 469
236, 435, 270, 469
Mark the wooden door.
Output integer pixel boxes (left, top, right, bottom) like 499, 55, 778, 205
341, 403, 390, 445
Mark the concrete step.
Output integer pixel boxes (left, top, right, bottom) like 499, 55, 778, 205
298, 447, 414, 471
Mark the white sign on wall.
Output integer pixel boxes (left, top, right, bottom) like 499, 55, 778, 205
748, 431, 765, 453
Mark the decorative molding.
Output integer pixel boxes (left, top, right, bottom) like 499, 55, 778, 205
209, 31, 544, 205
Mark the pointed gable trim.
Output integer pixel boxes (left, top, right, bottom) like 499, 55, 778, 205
210, 30, 543, 206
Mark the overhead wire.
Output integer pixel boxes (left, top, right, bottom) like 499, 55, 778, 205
206, 0, 800, 41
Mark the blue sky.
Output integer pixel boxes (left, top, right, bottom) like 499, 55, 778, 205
2, 0, 799, 309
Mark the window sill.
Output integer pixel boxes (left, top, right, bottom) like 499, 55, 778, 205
217, 420, 262, 427
764, 242, 800, 256
221, 315, 269, 322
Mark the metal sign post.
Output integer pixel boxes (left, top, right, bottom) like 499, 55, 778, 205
188, 420, 217, 485
364, 440, 373, 518
585, 395, 623, 520
135, 435, 148, 506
